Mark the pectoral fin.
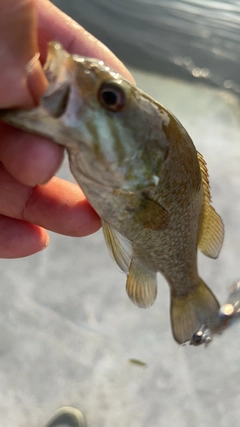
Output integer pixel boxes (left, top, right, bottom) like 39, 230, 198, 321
126, 258, 157, 308
132, 198, 170, 231
102, 220, 132, 273
197, 152, 224, 258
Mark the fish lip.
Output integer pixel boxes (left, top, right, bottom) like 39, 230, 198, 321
40, 42, 85, 123
43, 41, 74, 95
44, 41, 70, 82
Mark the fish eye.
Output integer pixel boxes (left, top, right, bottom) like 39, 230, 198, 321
98, 81, 126, 112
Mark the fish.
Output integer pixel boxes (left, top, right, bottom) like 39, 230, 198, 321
0, 41, 224, 344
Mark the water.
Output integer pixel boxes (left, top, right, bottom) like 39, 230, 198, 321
53, 0, 240, 95
1, 1, 240, 426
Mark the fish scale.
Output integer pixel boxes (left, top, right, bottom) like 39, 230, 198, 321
0, 41, 224, 344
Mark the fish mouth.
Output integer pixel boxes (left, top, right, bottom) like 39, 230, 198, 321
44, 41, 71, 85
0, 41, 79, 144
40, 41, 74, 118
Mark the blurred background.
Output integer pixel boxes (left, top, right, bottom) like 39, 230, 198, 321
1, 1, 240, 426
55, 0, 240, 94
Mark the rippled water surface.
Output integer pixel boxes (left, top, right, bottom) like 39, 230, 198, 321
54, 0, 240, 94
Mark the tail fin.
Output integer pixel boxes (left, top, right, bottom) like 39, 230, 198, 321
170, 279, 220, 344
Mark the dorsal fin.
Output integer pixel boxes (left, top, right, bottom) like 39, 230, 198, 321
102, 220, 132, 273
197, 152, 224, 259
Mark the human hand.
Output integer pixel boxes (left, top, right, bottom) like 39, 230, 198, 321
0, 0, 134, 258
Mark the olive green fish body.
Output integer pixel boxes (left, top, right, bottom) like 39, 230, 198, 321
0, 42, 224, 344
73, 109, 203, 287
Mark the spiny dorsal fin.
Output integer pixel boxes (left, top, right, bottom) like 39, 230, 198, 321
197, 152, 224, 259
126, 258, 157, 308
102, 220, 132, 273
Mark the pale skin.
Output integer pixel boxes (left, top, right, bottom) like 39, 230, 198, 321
0, 0, 134, 258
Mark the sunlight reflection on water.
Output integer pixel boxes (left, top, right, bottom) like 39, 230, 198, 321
53, 0, 240, 94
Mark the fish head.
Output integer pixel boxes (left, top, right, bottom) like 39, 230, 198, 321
1, 41, 169, 191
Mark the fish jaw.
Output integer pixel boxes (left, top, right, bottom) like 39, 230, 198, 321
0, 41, 85, 148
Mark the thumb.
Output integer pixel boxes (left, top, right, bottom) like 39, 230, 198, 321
0, 0, 47, 108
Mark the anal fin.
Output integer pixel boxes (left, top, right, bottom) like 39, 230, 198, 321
126, 259, 157, 308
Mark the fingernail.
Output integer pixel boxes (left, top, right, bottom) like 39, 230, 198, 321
41, 234, 50, 251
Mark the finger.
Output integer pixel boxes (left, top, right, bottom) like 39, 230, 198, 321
0, 0, 135, 187
24, 177, 101, 236
0, 122, 64, 186
0, 164, 101, 236
0, 0, 47, 108
36, 0, 135, 84
0, 215, 49, 259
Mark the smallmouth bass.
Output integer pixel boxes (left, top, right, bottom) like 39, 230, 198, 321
0, 41, 224, 344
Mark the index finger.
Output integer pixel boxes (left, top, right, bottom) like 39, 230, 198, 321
36, 0, 135, 84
